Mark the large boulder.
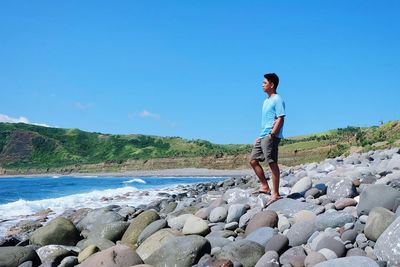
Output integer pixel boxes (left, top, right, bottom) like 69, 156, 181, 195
215, 239, 265, 267
137, 219, 167, 245
314, 211, 355, 230
245, 210, 278, 236
77, 244, 143, 267
136, 229, 181, 262
291, 176, 312, 194
87, 221, 129, 242
76, 208, 124, 231
121, 209, 159, 246
287, 221, 316, 247
327, 178, 355, 201
226, 204, 247, 223
0, 247, 40, 267
245, 227, 277, 246
364, 207, 395, 241
30, 217, 80, 246
356, 184, 400, 215
182, 216, 210, 236
145, 235, 211, 267
374, 216, 400, 266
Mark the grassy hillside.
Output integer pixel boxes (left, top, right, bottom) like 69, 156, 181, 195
0, 121, 399, 174
0, 123, 251, 169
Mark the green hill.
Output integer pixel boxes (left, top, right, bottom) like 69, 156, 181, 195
0, 120, 399, 174
0, 122, 251, 169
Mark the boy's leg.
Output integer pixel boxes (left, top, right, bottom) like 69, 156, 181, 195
250, 159, 271, 193
268, 161, 280, 199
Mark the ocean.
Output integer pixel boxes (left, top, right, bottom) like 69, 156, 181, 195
0, 175, 226, 238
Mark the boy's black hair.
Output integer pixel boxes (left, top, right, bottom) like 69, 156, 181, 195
264, 73, 279, 90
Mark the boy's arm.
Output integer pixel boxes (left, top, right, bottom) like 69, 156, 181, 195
270, 116, 285, 138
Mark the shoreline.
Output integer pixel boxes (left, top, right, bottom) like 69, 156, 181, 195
0, 167, 255, 179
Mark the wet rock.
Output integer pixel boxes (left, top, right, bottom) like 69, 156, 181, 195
30, 217, 80, 246
0, 247, 40, 267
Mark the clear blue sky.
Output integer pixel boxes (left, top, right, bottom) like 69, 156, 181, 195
1, 1, 399, 144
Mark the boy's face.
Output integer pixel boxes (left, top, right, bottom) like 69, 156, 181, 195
262, 78, 274, 93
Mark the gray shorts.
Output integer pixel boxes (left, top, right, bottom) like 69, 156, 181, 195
250, 137, 281, 163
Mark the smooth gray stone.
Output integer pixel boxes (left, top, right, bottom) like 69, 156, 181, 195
209, 207, 228, 223
245, 227, 277, 247
341, 229, 358, 243
291, 176, 312, 194
245, 210, 278, 236
287, 221, 315, 247
279, 246, 306, 265
356, 184, 400, 215
17, 262, 33, 267
137, 219, 167, 245
266, 198, 320, 217
58, 256, 79, 267
145, 235, 210, 267
327, 178, 355, 201
364, 207, 395, 242
375, 216, 400, 266
315, 236, 346, 257
304, 251, 326, 267
226, 204, 247, 223
215, 239, 264, 267
314, 211, 355, 230
76, 209, 124, 231
264, 234, 289, 255
255, 251, 280, 267
205, 236, 232, 248
87, 221, 130, 242
313, 256, 379, 267
30, 217, 80, 246
0, 247, 40, 267
346, 248, 367, 257
36, 245, 77, 264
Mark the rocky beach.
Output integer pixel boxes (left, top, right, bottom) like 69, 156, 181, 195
1, 148, 400, 267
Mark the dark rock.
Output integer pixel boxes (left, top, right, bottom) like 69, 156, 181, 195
265, 234, 289, 255
0, 247, 40, 267
29, 217, 80, 246
315, 236, 346, 257
356, 184, 400, 215
145, 235, 211, 267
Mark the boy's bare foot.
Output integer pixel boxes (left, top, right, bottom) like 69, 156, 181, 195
265, 194, 282, 207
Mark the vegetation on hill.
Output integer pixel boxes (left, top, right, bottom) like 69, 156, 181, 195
0, 120, 399, 173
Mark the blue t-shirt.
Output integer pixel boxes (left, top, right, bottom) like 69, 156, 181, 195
259, 94, 286, 138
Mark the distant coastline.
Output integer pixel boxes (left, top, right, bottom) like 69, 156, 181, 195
0, 167, 254, 179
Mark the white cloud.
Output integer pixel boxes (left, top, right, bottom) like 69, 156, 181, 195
0, 113, 52, 127
137, 110, 161, 120
74, 102, 94, 110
